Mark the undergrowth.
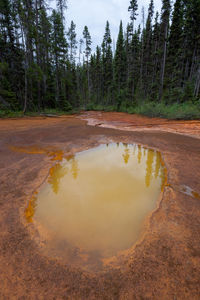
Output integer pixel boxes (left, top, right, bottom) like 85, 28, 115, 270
0, 108, 79, 118
1, 102, 200, 120
85, 101, 200, 120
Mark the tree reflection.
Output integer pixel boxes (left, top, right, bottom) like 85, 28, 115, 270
145, 150, 155, 188
154, 152, 161, 179
25, 194, 37, 223
48, 163, 68, 194
123, 144, 130, 164
71, 157, 79, 179
137, 145, 142, 164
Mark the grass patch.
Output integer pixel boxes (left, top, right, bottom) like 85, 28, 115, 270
0, 108, 80, 118
129, 102, 200, 120
1, 102, 199, 120
85, 103, 117, 112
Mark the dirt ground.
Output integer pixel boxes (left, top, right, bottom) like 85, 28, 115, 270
0, 111, 200, 299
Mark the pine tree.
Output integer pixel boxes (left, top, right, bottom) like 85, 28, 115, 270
50, 9, 68, 108
67, 21, 77, 64
0, 0, 22, 110
167, 0, 184, 101
128, 0, 138, 31
101, 21, 113, 103
143, 0, 154, 96
83, 25, 92, 100
95, 46, 102, 103
56, 0, 67, 20
159, 0, 171, 100
151, 12, 161, 99
114, 21, 127, 108
183, 0, 200, 98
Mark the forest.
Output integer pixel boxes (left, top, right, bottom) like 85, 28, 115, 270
0, 0, 200, 119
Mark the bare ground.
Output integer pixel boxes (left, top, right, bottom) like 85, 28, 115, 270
0, 112, 200, 299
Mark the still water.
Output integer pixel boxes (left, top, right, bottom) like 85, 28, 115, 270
26, 143, 165, 270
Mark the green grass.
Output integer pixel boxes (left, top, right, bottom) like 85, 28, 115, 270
85, 103, 117, 112
0, 108, 80, 118
0, 110, 25, 118
1, 102, 200, 120
85, 101, 200, 120
127, 102, 200, 120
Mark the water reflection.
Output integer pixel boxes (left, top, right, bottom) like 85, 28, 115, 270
48, 163, 68, 194
137, 145, 142, 164
25, 194, 37, 223
145, 149, 154, 188
26, 143, 165, 270
123, 144, 130, 164
48, 157, 79, 194
71, 157, 79, 179
27, 143, 165, 216
155, 152, 161, 179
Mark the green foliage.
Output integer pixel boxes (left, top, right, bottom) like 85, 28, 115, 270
0, 89, 17, 109
83, 26, 92, 60
62, 100, 72, 111
114, 21, 127, 92
132, 102, 200, 120
85, 102, 117, 112
182, 82, 195, 103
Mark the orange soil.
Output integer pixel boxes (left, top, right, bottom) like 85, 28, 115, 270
0, 112, 199, 299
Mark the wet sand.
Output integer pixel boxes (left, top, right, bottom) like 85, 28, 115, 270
0, 112, 200, 299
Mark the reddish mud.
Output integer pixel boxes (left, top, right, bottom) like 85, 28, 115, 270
0, 112, 200, 299
80, 111, 200, 138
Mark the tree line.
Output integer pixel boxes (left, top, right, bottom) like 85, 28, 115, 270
0, 0, 199, 113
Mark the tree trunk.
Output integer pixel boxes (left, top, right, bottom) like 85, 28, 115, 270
23, 64, 28, 113
194, 66, 200, 97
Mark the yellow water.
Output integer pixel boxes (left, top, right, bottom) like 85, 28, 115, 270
27, 143, 165, 270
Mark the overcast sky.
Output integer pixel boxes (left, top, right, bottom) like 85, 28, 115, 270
64, 0, 162, 51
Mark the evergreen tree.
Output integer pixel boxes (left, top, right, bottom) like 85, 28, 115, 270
151, 12, 161, 98
67, 21, 77, 64
50, 9, 68, 108
0, 0, 23, 109
128, 0, 138, 31
158, 0, 171, 100
143, 0, 154, 97
83, 25, 92, 100
95, 46, 102, 103
183, 0, 200, 97
167, 0, 184, 101
56, 0, 67, 20
114, 21, 127, 108
101, 21, 113, 103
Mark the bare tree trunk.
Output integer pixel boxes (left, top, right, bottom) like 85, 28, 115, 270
184, 59, 189, 83
21, 24, 28, 113
194, 66, 200, 97
140, 35, 144, 90
23, 63, 28, 113
87, 59, 90, 101
189, 47, 197, 80
151, 39, 158, 87
35, 0, 42, 111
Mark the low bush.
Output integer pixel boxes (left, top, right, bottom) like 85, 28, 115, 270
125, 101, 200, 120
1, 101, 199, 120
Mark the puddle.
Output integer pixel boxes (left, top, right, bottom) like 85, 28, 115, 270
26, 143, 165, 270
